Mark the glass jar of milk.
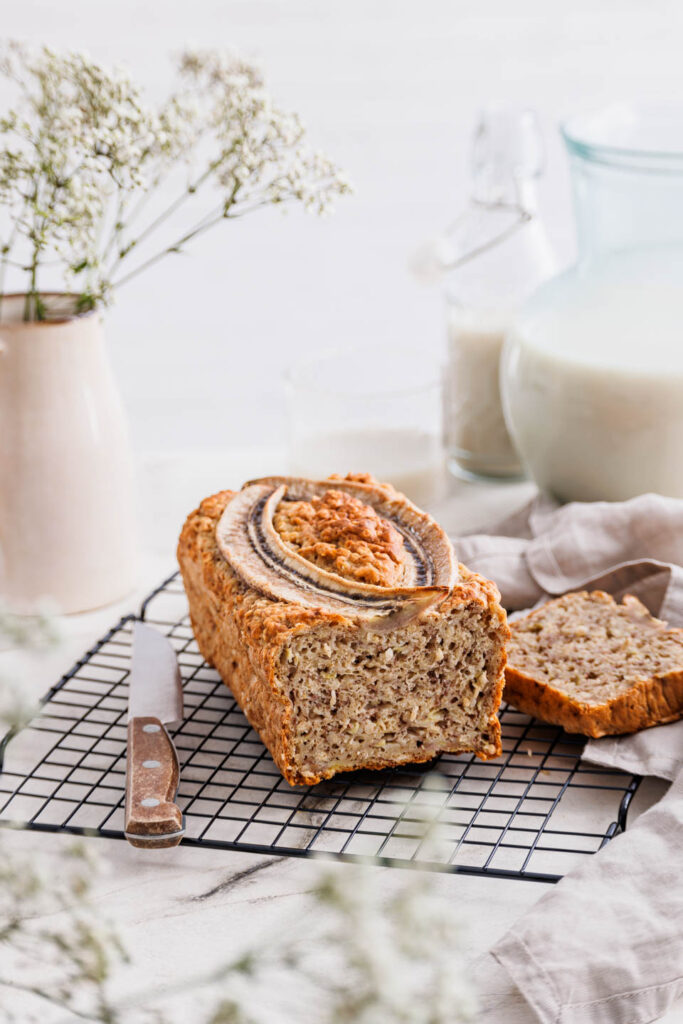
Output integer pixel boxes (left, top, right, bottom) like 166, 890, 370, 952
440, 108, 556, 479
502, 106, 683, 502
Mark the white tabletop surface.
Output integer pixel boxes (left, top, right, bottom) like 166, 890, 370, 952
1, 449, 677, 1023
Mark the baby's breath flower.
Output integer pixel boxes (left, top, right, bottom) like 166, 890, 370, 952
0, 43, 351, 320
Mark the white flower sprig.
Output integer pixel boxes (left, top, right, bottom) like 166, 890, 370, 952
0, 43, 351, 321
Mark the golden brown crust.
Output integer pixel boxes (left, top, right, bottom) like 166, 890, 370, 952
504, 593, 683, 738
178, 488, 331, 785
273, 489, 406, 587
504, 666, 683, 738
178, 488, 508, 784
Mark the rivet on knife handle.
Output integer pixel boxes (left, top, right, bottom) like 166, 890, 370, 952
124, 717, 185, 849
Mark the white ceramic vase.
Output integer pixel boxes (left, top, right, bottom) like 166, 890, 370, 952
0, 296, 137, 612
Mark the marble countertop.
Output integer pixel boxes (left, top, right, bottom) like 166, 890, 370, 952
1, 450, 677, 1023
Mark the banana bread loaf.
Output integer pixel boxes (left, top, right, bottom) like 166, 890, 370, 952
177, 474, 509, 785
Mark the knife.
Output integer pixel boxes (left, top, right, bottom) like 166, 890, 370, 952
124, 621, 185, 849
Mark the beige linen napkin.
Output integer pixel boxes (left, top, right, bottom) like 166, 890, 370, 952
458, 492, 683, 614
456, 493, 683, 1024
476, 771, 683, 1024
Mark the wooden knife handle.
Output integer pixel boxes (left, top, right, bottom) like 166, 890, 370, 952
125, 717, 185, 849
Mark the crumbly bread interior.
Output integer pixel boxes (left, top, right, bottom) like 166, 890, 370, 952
509, 591, 683, 705
280, 600, 504, 778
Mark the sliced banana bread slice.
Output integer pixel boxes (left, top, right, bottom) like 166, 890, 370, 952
505, 591, 683, 737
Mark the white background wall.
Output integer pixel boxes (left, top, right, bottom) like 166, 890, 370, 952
4, 0, 683, 453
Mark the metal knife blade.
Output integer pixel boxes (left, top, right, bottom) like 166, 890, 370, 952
128, 621, 183, 726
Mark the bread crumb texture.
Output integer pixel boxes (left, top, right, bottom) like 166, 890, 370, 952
506, 590, 683, 737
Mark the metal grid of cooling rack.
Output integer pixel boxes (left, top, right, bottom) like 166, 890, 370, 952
0, 571, 641, 882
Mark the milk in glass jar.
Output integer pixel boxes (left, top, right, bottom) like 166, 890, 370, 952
502, 106, 683, 501
431, 108, 555, 479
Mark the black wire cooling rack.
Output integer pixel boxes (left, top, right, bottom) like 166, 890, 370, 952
0, 571, 641, 883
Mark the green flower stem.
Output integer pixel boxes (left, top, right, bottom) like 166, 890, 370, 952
0, 977, 99, 1022
0, 224, 18, 319
48, 946, 262, 1024
95, 188, 127, 269
111, 178, 242, 290
23, 253, 38, 321
110, 206, 230, 289
105, 148, 237, 278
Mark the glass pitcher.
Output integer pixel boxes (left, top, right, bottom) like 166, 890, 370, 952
501, 105, 683, 502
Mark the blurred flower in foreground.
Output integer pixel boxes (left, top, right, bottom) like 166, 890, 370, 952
0, 604, 125, 1024
0, 603, 59, 732
141, 776, 477, 1023
0, 601, 474, 1023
